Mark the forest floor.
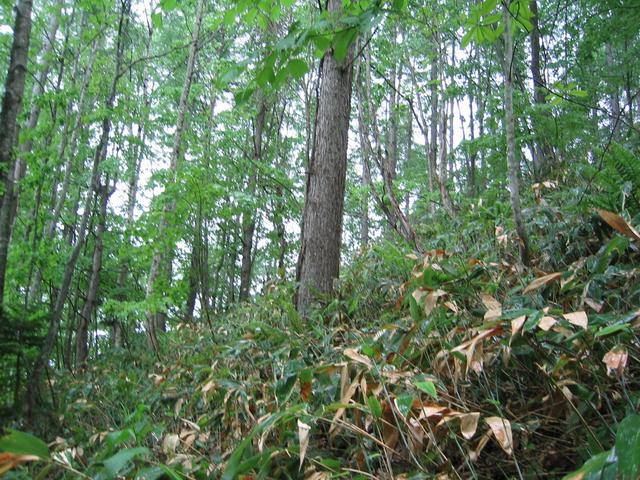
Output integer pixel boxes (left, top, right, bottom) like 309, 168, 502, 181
2, 190, 640, 479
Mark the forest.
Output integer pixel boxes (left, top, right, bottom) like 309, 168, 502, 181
0, 0, 639, 478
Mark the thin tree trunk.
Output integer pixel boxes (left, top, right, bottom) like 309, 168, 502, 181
295, 0, 355, 316
29, 40, 100, 303
76, 181, 112, 368
503, 0, 530, 266
145, 0, 205, 350
25, 0, 130, 413
0, 0, 34, 309
239, 97, 267, 302
530, 0, 552, 179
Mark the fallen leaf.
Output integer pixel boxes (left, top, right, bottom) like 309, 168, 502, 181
597, 209, 640, 242
523, 272, 562, 294
460, 412, 480, 440
485, 416, 513, 455
297, 420, 311, 470
603, 346, 628, 377
425, 289, 447, 316
584, 297, 604, 313
344, 348, 373, 369
563, 311, 588, 330
481, 294, 502, 321
538, 316, 557, 331
510, 315, 527, 342
163, 434, 180, 454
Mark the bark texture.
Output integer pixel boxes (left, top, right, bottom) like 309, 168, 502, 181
296, 0, 354, 316
145, 0, 204, 350
504, 0, 530, 266
0, 0, 34, 308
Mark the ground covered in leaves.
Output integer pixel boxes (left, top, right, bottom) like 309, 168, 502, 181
2, 190, 640, 479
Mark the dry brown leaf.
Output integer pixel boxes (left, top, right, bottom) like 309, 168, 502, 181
343, 348, 373, 369
412, 287, 428, 304
603, 346, 628, 377
174, 398, 184, 417
297, 420, 311, 470
0, 453, 41, 476
460, 412, 481, 440
425, 289, 447, 316
538, 316, 557, 331
510, 315, 527, 342
597, 209, 640, 242
584, 297, 604, 313
329, 375, 360, 436
563, 311, 588, 330
481, 294, 502, 321
485, 416, 513, 455
523, 272, 563, 294
470, 430, 492, 462
162, 434, 180, 454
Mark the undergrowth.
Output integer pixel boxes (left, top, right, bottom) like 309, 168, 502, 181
2, 181, 640, 480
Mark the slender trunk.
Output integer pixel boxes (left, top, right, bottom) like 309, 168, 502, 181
25, 0, 130, 413
146, 0, 205, 350
530, 0, 552, 179
295, 0, 355, 316
184, 243, 198, 323
503, 0, 530, 266
239, 98, 267, 302
76, 181, 112, 368
0, 0, 34, 309
605, 43, 621, 138
29, 40, 100, 303
428, 55, 438, 215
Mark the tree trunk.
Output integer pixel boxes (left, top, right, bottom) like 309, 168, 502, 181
76, 181, 112, 368
239, 97, 267, 302
145, 0, 204, 350
295, 0, 355, 316
0, 0, 34, 309
503, 0, 530, 266
25, 0, 130, 413
530, 0, 552, 179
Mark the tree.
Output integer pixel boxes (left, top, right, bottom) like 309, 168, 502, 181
0, 0, 33, 311
503, 0, 530, 266
295, 0, 355, 316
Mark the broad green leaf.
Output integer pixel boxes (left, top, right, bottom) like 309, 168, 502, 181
159, 0, 177, 11
595, 323, 631, 337
367, 395, 382, 418
616, 415, 640, 479
0, 429, 50, 459
150, 12, 162, 29
415, 381, 438, 400
286, 59, 309, 80
562, 449, 617, 480
104, 447, 150, 478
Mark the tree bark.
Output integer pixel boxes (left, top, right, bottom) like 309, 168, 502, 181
25, 0, 130, 413
503, 0, 530, 266
0, 0, 34, 310
295, 0, 355, 316
239, 97, 267, 302
145, 0, 204, 350
530, 0, 552, 179
76, 181, 112, 368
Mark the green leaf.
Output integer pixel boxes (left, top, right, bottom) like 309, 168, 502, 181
367, 395, 382, 419
256, 64, 275, 87
391, 0, 407, 12
333, 27, 357, 62
562, 449, 617, 480
285, 59, 309, 80
0, 429, 50, 459
595, 323, 631, 337
160, 0, 177, 11
616, 415, 640, 479
223, 8, 236, 26
415, 381, 438, 400
151, 12, 162, 29
104, 447, 150, 478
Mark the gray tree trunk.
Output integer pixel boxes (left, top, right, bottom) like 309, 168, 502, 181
295, 0, 355, 316
504, 0, 531, 266
0, 0, 34, 309
145, 0, 205, 351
